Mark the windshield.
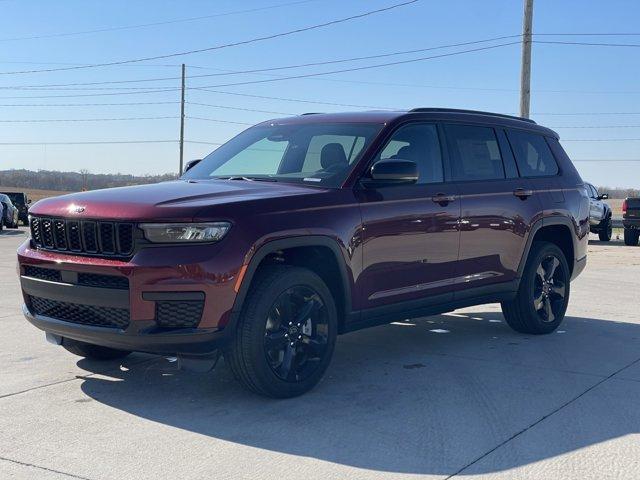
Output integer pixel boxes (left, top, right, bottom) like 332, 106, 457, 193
182, 122, 382, 187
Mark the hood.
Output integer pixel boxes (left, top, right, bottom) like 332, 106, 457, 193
29, 179, 327, 222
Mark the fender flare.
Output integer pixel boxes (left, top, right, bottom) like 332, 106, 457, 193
517, 216, 577, 278
231, 235, 353, 317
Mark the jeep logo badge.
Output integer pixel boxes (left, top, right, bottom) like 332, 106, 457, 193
68, 204, 85, 214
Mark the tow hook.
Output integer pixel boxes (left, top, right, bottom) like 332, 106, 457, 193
177, 351, 221, 373
45, 332, 63, 345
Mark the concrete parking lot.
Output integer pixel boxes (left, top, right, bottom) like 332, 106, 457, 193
1, 227, 639, 480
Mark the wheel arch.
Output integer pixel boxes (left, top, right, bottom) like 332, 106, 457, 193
232, 236, 353, 332
518, 217, 578, 279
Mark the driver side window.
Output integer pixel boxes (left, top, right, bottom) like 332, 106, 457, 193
378, 123, 444, 184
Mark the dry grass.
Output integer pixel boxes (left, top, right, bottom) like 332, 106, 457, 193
607, 198, 624, 217
0, 186, 71, 203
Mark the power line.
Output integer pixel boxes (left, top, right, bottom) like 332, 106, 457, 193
0, 140, 176, 145
0, 88, 179, 99
0, 101, 179, 107
572, 159, 640, 162
0, 0, 320, 42
193, 89, 396, 109
0, 0, 419, 75
563, 138, 640, 141
550, 125, 640, 129
0, 116, 177, 123
534, 40, 640, 47
186, 101, 295, 115
189, 42, 521, 89
0, 34, 521, 89
187, 116, 255, 126
534, 32, 640, 36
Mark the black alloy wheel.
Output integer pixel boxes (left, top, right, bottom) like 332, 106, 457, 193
264, 286, 329, 382
532, 255, 567, 323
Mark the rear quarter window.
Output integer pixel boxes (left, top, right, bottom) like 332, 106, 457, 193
507, 130, 559, 177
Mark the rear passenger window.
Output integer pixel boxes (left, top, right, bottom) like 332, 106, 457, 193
444, 125, 505, 181
507, 130, 559, 177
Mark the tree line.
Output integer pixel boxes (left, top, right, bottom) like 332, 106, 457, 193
0, 169, 178, 193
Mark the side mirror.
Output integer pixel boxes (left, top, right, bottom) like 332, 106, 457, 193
365, 159, 419, 186
599, 193, 609, 200
183, 159, 201, 173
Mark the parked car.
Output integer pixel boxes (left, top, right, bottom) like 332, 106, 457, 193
622, 197, 640, 246
0, 202, 4, 232
0, 193, 19, 229
17, 108, 589, 398
0, 191, 30, 225
584, 183, 612, 241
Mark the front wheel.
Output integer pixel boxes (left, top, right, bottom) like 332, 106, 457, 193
502, 242, 570, 334
225, 265, 337, 398
598, 216, 612, 242
62, 338, 131, 360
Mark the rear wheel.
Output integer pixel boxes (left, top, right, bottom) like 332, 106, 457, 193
624, 229, 639, 246
225, 265, 337, 398
62, 338, 131, 360
502, 242, 570, 334
598, 216, 612, 242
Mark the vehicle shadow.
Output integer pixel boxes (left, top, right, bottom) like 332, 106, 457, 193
77, 311, 640, 475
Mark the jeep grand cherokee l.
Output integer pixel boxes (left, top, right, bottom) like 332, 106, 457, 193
17, 108, 589, 398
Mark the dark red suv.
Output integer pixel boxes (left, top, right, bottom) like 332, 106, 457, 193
18, 108, 589, 397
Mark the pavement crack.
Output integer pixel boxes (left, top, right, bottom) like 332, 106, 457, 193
445, 354, 640, 479
0, 357, 154, 401
0, 455, 95, 480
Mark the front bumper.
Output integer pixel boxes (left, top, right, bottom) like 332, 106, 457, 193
23, 304, 230, 355
18, 237, 245, 355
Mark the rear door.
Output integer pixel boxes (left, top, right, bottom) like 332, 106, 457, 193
444, 124, 542, 294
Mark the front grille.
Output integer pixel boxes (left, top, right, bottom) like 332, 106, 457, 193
30, 216, 135, 258
29, 296, 130, 329
78, 272, 128, 290
156, 300, 204, 329
23, 265, 61, 282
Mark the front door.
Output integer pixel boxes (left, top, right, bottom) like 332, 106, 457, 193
356, 123, 460, 311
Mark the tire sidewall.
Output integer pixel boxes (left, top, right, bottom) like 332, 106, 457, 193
241, 267, 338, 397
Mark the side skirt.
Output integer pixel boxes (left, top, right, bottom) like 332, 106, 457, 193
342, 281, 518, 334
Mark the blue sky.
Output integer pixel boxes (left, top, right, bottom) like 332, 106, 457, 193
1, 0, 639, 187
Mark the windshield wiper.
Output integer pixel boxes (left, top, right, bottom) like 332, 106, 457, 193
226, 176, 278, 182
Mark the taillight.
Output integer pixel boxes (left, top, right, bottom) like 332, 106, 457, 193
622, 199, 628, 214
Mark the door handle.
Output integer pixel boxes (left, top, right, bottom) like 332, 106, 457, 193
513, 188, 533, 200
431, 193, 456, 205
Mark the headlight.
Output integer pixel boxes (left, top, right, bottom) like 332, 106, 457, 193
139, 222, 231, 243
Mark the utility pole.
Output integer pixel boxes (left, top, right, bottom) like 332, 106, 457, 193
179, 63, 186, 175
519, 0, 534, 118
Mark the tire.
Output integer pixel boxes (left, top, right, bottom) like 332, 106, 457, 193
62, 338, 131, 360
598, 216, 612, 242
502, 241, 570, 335
624, 229, 639, 246
224, 265, 338, 398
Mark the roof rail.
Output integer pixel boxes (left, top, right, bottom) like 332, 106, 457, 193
300, 112, 324, 116
408, 108, 536, 124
